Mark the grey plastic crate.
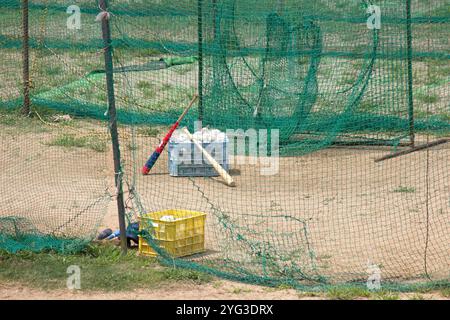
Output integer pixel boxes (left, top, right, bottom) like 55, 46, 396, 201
168, 139, 229, 177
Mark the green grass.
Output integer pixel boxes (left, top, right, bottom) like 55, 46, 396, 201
372, 290, 400, 300
231, 287, 252, 294
172, 64, 195, 76
136, 81, 157, 99
326, 287, 372, 300
137, 81, 153, 90
416, 93, 440, 104
297, 291, 323, 298
43, 65, 63, 76
393, 186, 416, 193
126, 142, 138, 151
88, 139, 109, 152
47, 134, 108, 152
359, 101, 380, 112
0, 109, 50, 133
0, 112, 23, 126
161, 83, 174, 91
137, 126, 160, 137
326, 287, 400, 300
409, 293, 425, 300
0, 244, 211, 291
441, 288, 450, 298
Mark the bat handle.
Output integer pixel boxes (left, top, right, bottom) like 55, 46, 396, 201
141, 151, 161, 175
142, 122, 180, 175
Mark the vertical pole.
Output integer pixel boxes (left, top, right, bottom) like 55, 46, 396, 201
198, 0, 204, 121
406, 0, 415, 147
212, 0, 217, 39
276, 0, 285, 15
22, 0, 31, 115
98, 0, 127, 254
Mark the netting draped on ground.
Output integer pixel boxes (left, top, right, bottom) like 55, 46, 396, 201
0, 0, 449, 289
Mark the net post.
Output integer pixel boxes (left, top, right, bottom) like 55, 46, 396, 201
21, 0, 31, 115
198, 0, 204, 121
98, 0, 128, 255
406, 0, 415, 147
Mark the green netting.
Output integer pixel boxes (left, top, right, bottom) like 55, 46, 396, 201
0, 0, 449, 291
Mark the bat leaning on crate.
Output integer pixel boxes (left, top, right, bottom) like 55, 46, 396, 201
141, 94, 198, 175
182, 127, 236, 187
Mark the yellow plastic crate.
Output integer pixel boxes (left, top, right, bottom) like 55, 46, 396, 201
138, 209, 206, 258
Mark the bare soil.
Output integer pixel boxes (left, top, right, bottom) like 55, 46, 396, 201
108, 131, 450, 283
0, 281, 448, 300
1, 120, 449, 294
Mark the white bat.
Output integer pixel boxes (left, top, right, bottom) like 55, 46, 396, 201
182, 127, 236, 187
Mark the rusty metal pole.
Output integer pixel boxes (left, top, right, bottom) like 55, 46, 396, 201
197, 0, 203, 121
406, 0, 415, 147
22, 0, 31, 115
98, 0, 128, 254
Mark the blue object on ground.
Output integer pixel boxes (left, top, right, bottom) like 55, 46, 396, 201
106, 230, 120, 240
97, 228, 113, 240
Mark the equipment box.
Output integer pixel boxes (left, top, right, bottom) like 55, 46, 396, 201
138, 209, 206, 258
168, 138, 229, 177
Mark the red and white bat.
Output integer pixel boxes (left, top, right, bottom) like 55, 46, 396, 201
141, 94, 198, 175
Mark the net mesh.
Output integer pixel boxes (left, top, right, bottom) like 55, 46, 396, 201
0, 0, 449, 290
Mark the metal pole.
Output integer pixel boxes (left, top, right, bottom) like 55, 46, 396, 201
406, 0, 415, 147
198, 0, 204, 121
22, 0, 31, 115
374, 139, 449, 163
98, 0, 127, 254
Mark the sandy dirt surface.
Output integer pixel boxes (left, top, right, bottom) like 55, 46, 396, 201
107, 131, 450, 283
0, 281, 448, 300
0, 121, 113, 238
1, 120, 449, 290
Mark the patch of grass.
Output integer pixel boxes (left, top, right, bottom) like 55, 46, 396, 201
44, 66, 63, 76
414, 109, 432, 119
0, 244, 211, 291
172, 64, 194, 76
162, 267, 211, 284
409, 293, 425, 300
47, 134, 108, 152
48, 134, 89, 148
161, 83, 174, 91
0, 109, 49, 133
372, 290, 400, 300
262, 283, 295, 292
326, 287, 371, 300
0, 112, 21, 126
393, 186, 416, 193
95, 92, 107, 102
137, 126, 160, 137
339, 76, 356, 86
416, 93, 440, 104
231, 287, 252, 294
297, 291, 323, 298
127, 142, 138, 151
212, 281, 223, 289
88, 139, 109, 152
136, 81, 157, 99
326, 287, 401, 300
277, 283, 294, 290
136, 81, 153, 90
441, 288, 450, 298
359, 101, 380, 112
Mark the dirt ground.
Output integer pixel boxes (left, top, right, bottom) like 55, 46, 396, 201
109, 132, 450, 283
1, 119, 449, 293
0, 281, 448, 300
